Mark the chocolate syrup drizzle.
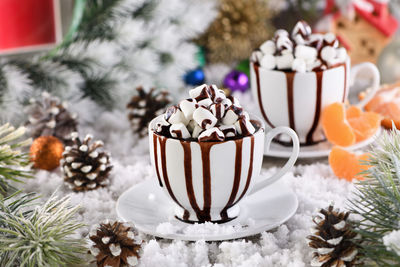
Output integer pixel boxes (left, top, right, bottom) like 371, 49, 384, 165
253, 63, 275, 128
153, 131, 256, 223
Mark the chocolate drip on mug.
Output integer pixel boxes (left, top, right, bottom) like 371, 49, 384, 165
253, 63, 275, 128
153, 134, 163, 187
158, 136, 189, 220
180, 141, 206, 222
220, 139, 246, 221
233, 135, 255, 206
199, 142, 213, 222
306, 71, 324, 144
285, 72, 296, 132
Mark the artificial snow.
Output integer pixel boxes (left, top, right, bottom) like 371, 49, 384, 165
21, 92, 356, 266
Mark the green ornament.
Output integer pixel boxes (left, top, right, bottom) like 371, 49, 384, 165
236, 59, 250, 77
196, 46, 206, 67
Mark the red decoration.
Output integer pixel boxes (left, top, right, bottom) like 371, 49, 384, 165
325, 0, 398, 38
0, 0, 61, 54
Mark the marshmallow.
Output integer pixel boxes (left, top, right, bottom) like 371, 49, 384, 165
306, 59, 323, 72
235, 116, 256, 136
260, 54, 276, 70
323, 33, 339, 48
222, 105, 243, 125
295, 45, 317, 61
189, 84, 209, 101
187, 119, 198, 132
228, 96, 241, 107
197, 98, 213, 107
292, 20, 312, 39
336, 47, 347, 63
306, 34, 323, 51
321, 46, 337, 65
165, 106, 188, 125
274, 29, 289, 40
193, 106, 217, 129
155, 117, 170, 136
293, 34, 306, 45
292, 58, 307, 73
210, 103, 225, 120
259, 40, 276, 55
198, 127, 225, 142
276, 36, 293, 53
170, 123, 191, 139
192, 125, 204, 138
219, 125, 237, 138
221, 97, 232, 108
276, 53, 294, 70
251, 51, 263, 63
208, 85, 225, 102
179, 98, 197, 120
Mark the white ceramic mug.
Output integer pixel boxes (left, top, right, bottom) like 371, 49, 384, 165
148, 115, 299, 223
249, 59, 380, 145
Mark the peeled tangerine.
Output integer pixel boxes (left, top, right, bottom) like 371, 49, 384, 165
321, 102, 381, 147
329, 147, 370, 181
362, 82, 400, 129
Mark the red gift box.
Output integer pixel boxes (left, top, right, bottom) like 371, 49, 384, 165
0, 0, 61, 55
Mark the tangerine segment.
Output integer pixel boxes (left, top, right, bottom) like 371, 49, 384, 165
321, 103, 355, 147
329, 147, 371, 181
346, 106, 362, 119
364, 82, 400, 129
347, 111, 381, 143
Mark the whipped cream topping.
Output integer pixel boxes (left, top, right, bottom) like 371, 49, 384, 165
251, 21, 347, 73
154, 84, 257, 141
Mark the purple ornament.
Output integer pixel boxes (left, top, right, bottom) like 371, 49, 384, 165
223, 70, 249, 92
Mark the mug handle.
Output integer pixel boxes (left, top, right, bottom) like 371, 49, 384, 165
350, 62, 380, 108
250, 126, 300, 195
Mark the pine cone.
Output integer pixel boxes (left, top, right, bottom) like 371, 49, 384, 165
25, 92, 78, 145
308, 205, 361, 267
89, 221, 143, 267
127, 87, 171, 137
62, 132, 112, 192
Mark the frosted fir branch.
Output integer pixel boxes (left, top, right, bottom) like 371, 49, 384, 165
0, 192, 86, 267
349, 128, 400, 266
0, 124, 32, 194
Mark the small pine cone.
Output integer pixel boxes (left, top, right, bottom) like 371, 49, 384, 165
62, 132, 112, 192
89, 220, 143, 267
308, 205, 361, 267
127, 87, 171, 137
25, 92, 78, 145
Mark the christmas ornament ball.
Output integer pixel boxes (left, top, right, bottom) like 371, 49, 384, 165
223, 70, 249, 92
30, 136, 64, 171
184, 68, 205, 85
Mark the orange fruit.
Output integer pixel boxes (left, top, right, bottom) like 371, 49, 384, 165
322, 103, 381, 146
329, 147, 371, 181
363, 82, 400, 129
346, 106, 381, 143
321, 102, 355, 147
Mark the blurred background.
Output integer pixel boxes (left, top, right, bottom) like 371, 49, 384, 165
0, 0, 399, 125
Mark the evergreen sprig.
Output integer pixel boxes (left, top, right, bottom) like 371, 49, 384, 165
349, 128, 400, 266
0, 192, 86, 267
0, 124, 31, 194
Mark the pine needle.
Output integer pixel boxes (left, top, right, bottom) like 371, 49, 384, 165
0, 192, 86, 266
349, 128, 400, 266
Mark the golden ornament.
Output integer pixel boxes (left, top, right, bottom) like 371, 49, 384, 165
197, 0, 274, 64
30, 136, 64, 171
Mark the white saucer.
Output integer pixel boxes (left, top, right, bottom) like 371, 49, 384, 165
265, 127, 382, 159
116, 178, 298, 241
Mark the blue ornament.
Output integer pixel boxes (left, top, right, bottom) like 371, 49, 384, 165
184, 68, 205, 86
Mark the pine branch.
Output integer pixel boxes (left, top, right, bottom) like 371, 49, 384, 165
350, 128, 400, 266
74, 0, 125, 43
83, 75, 116, 109
0, 192, 86, 266
0, 124, 31, 194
